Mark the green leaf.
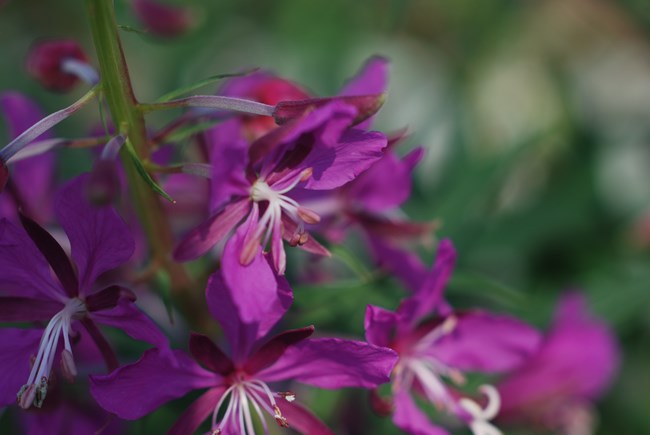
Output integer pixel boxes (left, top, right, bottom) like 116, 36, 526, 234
156, 69, 259, 103
124, 140, 175, 202
118, 24, 149, 35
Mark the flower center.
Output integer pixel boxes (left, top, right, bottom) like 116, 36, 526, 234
210, 377, 295, 435
16, 298, 86, 409
247, 172, 320, 255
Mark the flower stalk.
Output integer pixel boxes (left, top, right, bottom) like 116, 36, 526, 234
84, 0, 206, 328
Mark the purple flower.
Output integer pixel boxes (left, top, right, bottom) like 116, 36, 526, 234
364, 240, 542, 435
92, 225, 398, 434
174, 99, 388, 274
497, 293, 619, 433
0, 174, 168, 410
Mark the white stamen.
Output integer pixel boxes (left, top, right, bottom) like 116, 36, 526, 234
16, 298, 85, 409
458, 385, 503, 435
210, 377, 295, 434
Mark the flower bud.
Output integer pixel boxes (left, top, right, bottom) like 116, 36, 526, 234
369, 389, 393, 417
133, 0, 195, 37
26, 40, 92, 92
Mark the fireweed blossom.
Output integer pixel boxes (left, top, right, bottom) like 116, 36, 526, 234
0, 174, 168, 410
174, 99, 388, 274
497, 293, 619, 434
364, 239, 542, 435
91, 225, 398, 434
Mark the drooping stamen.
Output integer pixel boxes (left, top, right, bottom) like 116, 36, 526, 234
16, 298, 86, 409
209, 378, 296, 435
458, 385, 503, 435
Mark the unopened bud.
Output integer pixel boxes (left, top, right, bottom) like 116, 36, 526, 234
60, 349, 77, 382
26, 40, 90, 92
369, 389, 393, 417
133, 0, 195, 37
273, 94, 385, 126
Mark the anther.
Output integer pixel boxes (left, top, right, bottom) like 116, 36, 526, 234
273, 405, 290, 428
278, 391, 296, 402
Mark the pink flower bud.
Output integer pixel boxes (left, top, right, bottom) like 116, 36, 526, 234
133, 0, 195, 37
26, 40, 90, 92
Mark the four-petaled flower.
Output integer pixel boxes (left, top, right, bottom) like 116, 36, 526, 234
0, 175, 168, 410
364, 239, 542, 435
92, 225, 398, 434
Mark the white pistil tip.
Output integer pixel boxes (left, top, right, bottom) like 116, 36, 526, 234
458, 385, 503, 435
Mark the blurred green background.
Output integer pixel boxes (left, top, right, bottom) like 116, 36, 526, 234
1, 0, 649, 433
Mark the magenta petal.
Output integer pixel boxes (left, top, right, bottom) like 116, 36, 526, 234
90, 299, 169, 351
189, 333, 235, 376
301, 128, 388, 191
55, 175, 135, 291
169, 386, 226, 435
399, 239, 456, 326
0, 297, 62, 322
0, 219, 67, 301
276, 400, 334, 435
392, 389, 450, 435
207, 118, 251, 212
0, 328, 43, 406
173, 198, 250, 262
258, 338, 397, 389
339, 56, 388, 97
213, 224, 293, 358
430, 311, 542, 373
244, 326, 315, 374
19, 399, 123, 435
90, 348, 218, 420
364, 305, 398, 348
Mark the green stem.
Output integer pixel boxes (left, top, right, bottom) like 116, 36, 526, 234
85, 0, 207, 329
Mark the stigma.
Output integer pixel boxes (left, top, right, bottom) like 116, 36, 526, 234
16, 298, 86, 409
210, 377, 295, 434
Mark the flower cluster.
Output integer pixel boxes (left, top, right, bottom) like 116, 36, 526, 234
0, 15, 620, 435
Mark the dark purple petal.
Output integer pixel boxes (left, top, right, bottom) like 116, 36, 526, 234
207, 118, 251, 212
0, 328, 43, 406
55, 175, 135, 291
19, 399, 124, 435
244, 326, 315, 374
366, 234, 428, 293
399, 239, 456, 326
189, 332, 234, 376
132, 0, 194, 37
209, 224, 293, 360
0, 160, 7, 192
81, 318, 119, 371
169, 386, 226, 435
19, 211, 78, 297
173, 198, 250, 262
85, 285, 136, 312
392, 389, 450, 435
258, 338, 397, 389
273, 95, 384, 127
364, 304, 398, 348
346, 150, 417, 212
276, 400, 334, 435
90, 348, 218, 420
429, 311, 542, 373
0, 297, 61, 322
90, 298, 169, 351
0, 218, 67, 301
